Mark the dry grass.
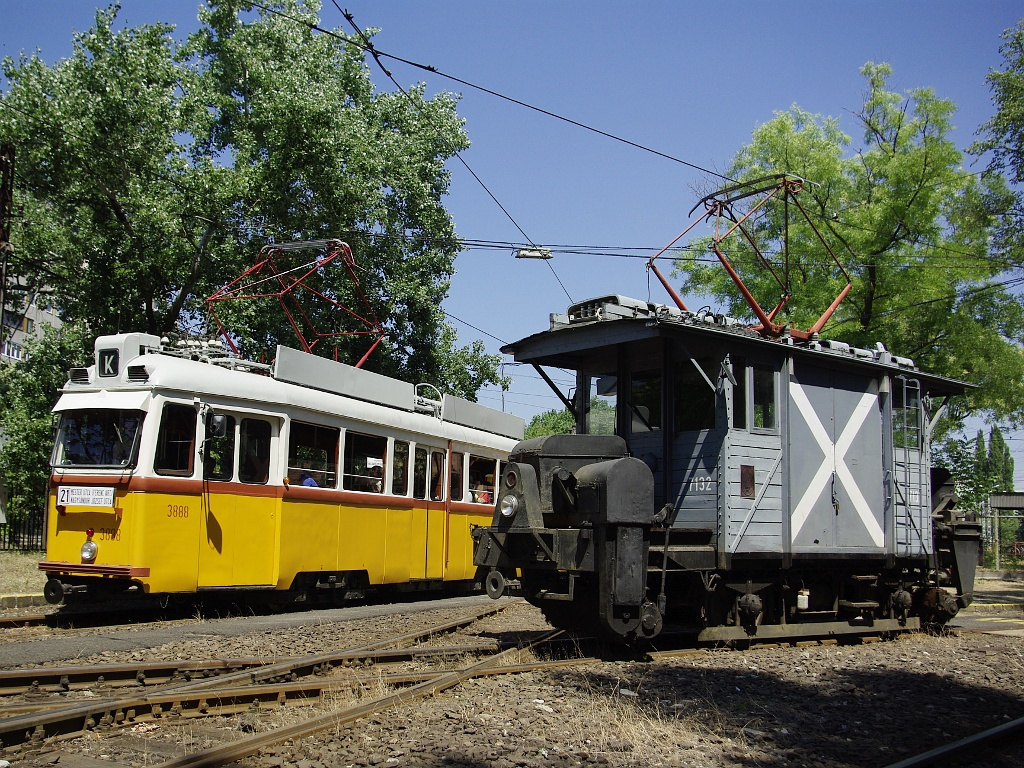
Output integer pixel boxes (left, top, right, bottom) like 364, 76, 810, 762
0, 549, 45, 595
543, 668, 733, 762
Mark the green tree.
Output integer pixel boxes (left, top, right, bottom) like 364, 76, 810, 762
0, 323, 91, 522
0, 6, 238, 337
525, 408, 575, 440
973, 19, 1024, 266
936, 424, 1016, 519
183, 1, 498, 392
987, 424, 1015, 492
934, 436, 991, 515
0, 1, 503, 398
673, 63, 1024, 427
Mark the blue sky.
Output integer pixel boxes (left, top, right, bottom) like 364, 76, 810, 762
3, 1, 1023, 479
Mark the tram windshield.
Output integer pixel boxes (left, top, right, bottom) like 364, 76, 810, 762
52, 409, 145, 469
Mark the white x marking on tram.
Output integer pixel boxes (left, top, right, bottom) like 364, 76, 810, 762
790, 383, 884, 547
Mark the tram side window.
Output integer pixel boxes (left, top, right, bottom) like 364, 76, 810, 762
204, 415, 236, 481
289, 421, 340, 488
343, 431, 387, 493
155, 404, 197, 476
429, 450, 446, 501
469, 456, 496, 504
392, 441, 410, 495
675, 356, 716, 433
413, 446, 428, 499
450, 452, 464, 501
239, 418, 272, 484
752, 365, 776, 431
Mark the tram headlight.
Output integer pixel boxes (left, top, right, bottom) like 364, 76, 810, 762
499, 494, 519, 518
81, 529, 97, 563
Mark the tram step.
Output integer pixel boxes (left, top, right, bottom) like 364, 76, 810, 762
652, 545, 716, 570
838, 599, 880, 610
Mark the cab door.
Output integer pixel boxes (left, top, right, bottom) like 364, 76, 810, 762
788, 365, 884, 552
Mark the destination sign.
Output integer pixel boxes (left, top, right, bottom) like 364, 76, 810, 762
57, 486, 116, 507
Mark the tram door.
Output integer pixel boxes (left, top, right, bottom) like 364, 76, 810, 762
412, 446, 447, 580
198, 416, 278, 588
788, 365, 884, 552
425, 448, 447, 579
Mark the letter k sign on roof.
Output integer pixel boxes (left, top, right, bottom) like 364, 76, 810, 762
98, 348, 119, 377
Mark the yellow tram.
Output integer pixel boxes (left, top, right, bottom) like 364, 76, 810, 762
40, 333, 523, 605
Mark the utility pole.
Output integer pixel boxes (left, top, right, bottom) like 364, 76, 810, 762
0, 144, 14, 353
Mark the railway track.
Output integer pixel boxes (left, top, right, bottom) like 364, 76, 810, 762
881, 715, 1024, 767
0, 601, 606, 768
0, 612, 48, 629
3, 598, 1022, 768
0, 604, 514, 745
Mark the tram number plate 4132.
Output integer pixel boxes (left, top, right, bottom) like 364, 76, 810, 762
58, 486, 116, 507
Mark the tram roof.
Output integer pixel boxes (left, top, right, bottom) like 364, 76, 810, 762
502, 295, 973, 397
57, 337, 524, 443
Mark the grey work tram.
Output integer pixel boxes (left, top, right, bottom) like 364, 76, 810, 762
474, 294, 980, 644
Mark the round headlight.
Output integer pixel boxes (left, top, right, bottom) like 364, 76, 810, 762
81, 539, 98, 562
504, 468, 518, 488
499, 494, 519, 518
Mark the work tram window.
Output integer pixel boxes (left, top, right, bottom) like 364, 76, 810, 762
468, 456, 497, 504
584, 374, 617, 435
392, 441, 410, 495
289, 421, 340, 488
155, 403, 197, 476
343, 431, 387, 493
630, 369, 661, 433
239, 418, 272, 484
675, 356, 717, 433
732, 357, 747, 429
752, 364, 776, 431
203, 415, 236, 481
893, 379, 922, 450
52, 409, 145, 469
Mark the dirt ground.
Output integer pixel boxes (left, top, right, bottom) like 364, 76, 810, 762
0, 550, 45, 595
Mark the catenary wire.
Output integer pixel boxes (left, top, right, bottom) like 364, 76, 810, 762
246, 1, 732, 184
332, 3, 574, 304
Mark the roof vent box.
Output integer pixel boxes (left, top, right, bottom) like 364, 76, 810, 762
567, 295, 652, 324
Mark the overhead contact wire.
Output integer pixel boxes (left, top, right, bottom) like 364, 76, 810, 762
334, 5, 574, 303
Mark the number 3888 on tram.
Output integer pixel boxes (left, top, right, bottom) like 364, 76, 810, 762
40, 332, 523, 606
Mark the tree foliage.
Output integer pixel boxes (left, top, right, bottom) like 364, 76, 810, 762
525, 407, 575, 440
673, 63, 1024, 427
935, 425, 1016, 514
973, 19, 1024, 266
0, 324, 91, 521
0, 0, 503, 398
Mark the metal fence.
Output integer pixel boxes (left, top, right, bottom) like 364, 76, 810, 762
0, 514, 45, 552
